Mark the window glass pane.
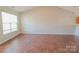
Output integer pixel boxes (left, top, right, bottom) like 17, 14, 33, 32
3, 23, 10, 30
11, 28, 17, 32
2, 12, 18, 35
11, 23, 17, 29
2, 12, 11, 23
11, 15, 17, 23
3, 30, 10, 34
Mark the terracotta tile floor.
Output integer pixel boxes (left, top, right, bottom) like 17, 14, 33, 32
0, 34, 79, 53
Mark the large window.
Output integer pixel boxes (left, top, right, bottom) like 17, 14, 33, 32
2, 12, 18, 34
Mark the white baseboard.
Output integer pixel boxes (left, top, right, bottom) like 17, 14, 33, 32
21, 32, 74, 35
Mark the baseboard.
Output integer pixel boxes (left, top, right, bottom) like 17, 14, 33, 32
21, 33, 74, 35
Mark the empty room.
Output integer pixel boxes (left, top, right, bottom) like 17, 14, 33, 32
0, 6, 79, 53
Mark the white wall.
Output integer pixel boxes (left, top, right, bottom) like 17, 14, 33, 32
21, 7, 75, 34
0, 7, 20, 44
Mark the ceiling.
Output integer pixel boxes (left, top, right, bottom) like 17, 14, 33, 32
8, 6, 37, 12
8, 6, 79, 16
59, 6, 79, 13
59, 6, 79, 16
